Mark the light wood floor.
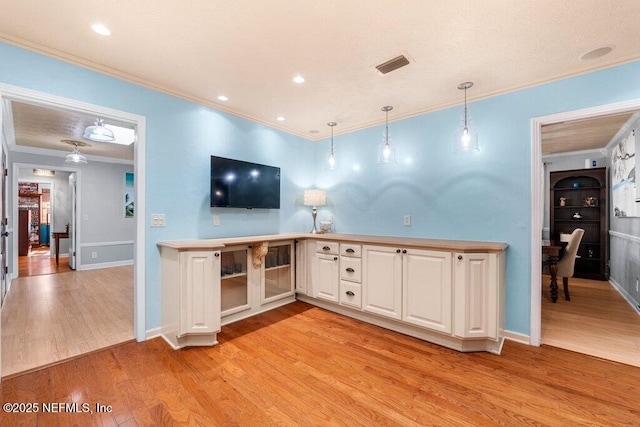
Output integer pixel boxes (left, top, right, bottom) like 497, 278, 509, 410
18, 248, 72, 277
1, 266, 134, 378
542, 275, 640, 367
1, 302, 639, 426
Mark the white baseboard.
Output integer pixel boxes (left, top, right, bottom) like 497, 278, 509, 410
503, 330, 531, 346
609, 277, 640, 314
79, 259, 133, 271
145, 327, 161, 341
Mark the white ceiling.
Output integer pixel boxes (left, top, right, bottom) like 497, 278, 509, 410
1, 0, 640, 148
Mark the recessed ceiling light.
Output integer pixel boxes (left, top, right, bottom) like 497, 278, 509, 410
276, 116, 286, 121
580, 46, 614, 61
217, 95, 228, 101
293, 75, 305, 83
91, 23, 111, 36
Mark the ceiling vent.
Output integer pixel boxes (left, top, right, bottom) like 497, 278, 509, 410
375, 55, 410, 74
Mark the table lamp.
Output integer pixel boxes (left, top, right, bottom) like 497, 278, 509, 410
304, 189, 326, 234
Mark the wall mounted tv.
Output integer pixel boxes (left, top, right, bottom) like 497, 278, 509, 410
210, 156, 281, 209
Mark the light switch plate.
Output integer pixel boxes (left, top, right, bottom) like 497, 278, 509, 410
213, 215, 220, 226
151, 213, 165, 227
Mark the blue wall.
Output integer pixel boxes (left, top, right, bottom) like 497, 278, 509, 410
2, 41, 640, 335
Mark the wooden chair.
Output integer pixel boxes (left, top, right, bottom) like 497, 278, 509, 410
557, 228, 584, 301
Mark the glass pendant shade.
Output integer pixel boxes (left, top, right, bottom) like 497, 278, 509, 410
454, 82, 479, 153
327, 121, 338, 170
84, 118, 115, 142
377, 106, 396, 164
65, 145, 88, 164
454, 114, 479, 153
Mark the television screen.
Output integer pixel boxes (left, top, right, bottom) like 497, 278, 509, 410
210, 156, 280, 209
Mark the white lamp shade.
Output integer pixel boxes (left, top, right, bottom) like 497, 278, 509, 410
304, 189, 326, 207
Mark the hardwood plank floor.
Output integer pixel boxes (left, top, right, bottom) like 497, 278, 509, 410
1, 302, 639, 426
1, 266, 134, 378
18, 248, 72, 277
541, 275, 640, 367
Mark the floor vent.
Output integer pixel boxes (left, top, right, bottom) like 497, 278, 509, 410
375, 55, 410, 74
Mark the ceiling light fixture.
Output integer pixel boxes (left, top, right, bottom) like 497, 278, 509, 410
377, 106, 396, 164
65, 142, 88, 164
454, 82, 479, 153
580, 46, 614, 61
293, 75, 305, 83
84, 118, 115, 142
217, 95, 228, 101
33, 169, 55, 177
327, 121, 337, 170
276, 116, 285, 121
91, 23, 111, 36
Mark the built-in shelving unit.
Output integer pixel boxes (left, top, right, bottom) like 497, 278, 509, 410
550, 167, 608, 280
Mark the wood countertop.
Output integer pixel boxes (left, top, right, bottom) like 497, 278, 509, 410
158, 233, 507, 253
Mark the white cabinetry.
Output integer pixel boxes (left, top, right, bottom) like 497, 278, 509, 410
340, 243, 362, 309
403, 249, 452, 334
362, 245, 403, 320
313, 241, 340, 303
454, 252, 498, 339
160, 248, 221, 349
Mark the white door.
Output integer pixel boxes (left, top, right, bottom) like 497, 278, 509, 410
403, 249, 452, 334
68, 173, 76, 270
362, 245, 403, 320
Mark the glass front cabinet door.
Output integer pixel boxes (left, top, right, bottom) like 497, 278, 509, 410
220, 246, 250, 317
262, 241, 295, 305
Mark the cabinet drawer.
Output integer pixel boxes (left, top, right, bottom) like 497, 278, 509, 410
340, 243, 362, 258
340, 281, 362, 309
316, 241, 339, 255
340, 257, 362, 282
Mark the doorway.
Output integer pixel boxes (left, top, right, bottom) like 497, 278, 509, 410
531, 98, 640, 366
0, 83, 147, 380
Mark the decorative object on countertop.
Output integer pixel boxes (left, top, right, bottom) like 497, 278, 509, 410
252, 241, 269, 268
304, 189, 327, 234
319, 220, 332, 233
377, 106, 396, 164
454, 82, 479, 153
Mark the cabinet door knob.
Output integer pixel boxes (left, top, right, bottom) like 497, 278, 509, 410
396, 249, 401, 253
214, 252, 220, 258
334, 257, 338, 260
323, 246, 331, 251
402, 249, 407, 254
346, 267, 355, 273
457, 255, 463, 260
345, 291, 355, 296
346, 248, 355, 253
248, 245, 252, 248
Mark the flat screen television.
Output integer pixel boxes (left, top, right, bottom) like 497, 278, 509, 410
210, 156, 280, 209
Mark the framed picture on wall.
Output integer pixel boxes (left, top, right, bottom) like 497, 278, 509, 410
125, 172, 134, 218
611, 129, 637, 216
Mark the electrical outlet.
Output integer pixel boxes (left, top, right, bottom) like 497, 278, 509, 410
151, 214, 165, 227
636, 278, 639, 293
403, 215, 411, 226
91, 251, 97, 259
213, 215, 220, 226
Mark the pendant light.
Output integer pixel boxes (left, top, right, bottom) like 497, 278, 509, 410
83, 118, 115, 142
377, 106, 396, 164
327, 121, 337, 170
65, 142, 88, 164
454, 82, 479, 153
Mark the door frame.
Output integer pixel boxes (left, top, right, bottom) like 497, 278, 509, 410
14, 164, 80, 275
530, 97, 640, 346
0, 82, 147, 343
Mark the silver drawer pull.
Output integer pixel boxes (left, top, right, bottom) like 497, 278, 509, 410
346, 248, 355, 253
345, 291, 355, 296
323, 246, 331, 251
345, 267, 355, 273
